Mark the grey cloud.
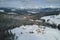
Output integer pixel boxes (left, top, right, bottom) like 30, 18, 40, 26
0, 0, 60, 8
46, 0, 60, 3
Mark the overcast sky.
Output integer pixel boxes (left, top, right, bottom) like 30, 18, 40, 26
0, 0, 60, 8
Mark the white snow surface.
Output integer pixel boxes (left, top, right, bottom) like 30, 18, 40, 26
41, 14, 60, 25
11, 25, 60, 40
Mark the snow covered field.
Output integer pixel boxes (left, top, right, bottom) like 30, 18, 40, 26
41, 14, 60, 25
11, 25, 60, 40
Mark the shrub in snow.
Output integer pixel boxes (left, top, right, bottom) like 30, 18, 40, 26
45, 23, 57, 28
41, 19, 45, 23
44, 23, 51, 27
16, 36, 18, 39
51, 23, 57, 29
29, 31, 34, 34
47, 19, 50, 22
58, 24, 60, 30
21, 32, 23, 34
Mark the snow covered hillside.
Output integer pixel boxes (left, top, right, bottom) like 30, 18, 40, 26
11, 25, 60, 40
41, 14, 60, 25
9, 14, 60, 40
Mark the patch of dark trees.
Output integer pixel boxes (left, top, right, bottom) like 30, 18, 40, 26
43, 22, 60, 30
0, 30, 15, 40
